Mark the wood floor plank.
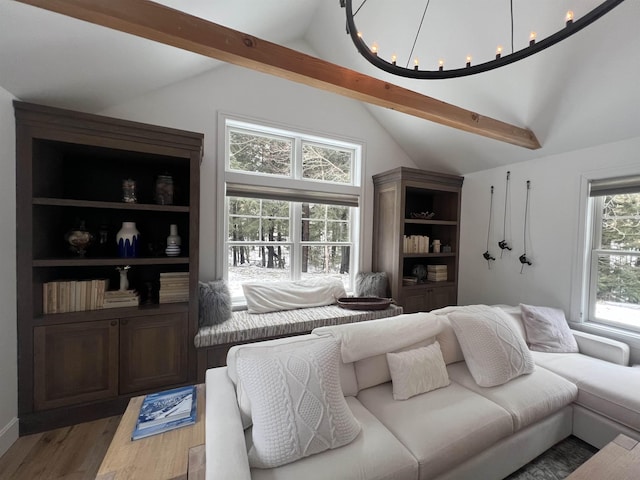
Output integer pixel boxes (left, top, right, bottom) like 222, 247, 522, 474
0, 416, 120, 480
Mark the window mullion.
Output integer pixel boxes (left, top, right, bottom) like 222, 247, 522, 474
293, 137, 302, 180
291, 202, 301, 281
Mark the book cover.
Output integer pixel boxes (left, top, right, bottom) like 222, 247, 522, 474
132, 385, 197, 440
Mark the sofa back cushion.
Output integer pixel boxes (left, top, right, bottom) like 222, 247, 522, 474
313, 312, 443, 391
227, 334, 358, 429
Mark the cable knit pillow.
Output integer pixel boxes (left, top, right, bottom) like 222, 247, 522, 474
520, 304, 579, 353
236, 338, 361, 468
387, 341, 450, 400
449, 308, 535, 387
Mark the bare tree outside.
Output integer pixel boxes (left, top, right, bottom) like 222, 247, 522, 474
595, 192, 640, 326
225, 126, 357, 298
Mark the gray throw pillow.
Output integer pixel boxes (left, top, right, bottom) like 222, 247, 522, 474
520, 304, 579, 353
354, 272, 389, 297
199, 280, 232, 327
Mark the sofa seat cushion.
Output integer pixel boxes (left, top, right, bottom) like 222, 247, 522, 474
532, 351, 640, 431
447, 362, 577, 431
357, 381, 513, 480
249, 396, 419, 480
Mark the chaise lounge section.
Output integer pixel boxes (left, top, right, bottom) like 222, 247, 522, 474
204, 304, 639, 480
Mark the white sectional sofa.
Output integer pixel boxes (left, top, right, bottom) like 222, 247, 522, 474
205, 304, 640, 480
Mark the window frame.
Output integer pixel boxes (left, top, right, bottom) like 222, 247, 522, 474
572, 168, 640, 335
217, 113, 364, 303
587, 192, 640, 331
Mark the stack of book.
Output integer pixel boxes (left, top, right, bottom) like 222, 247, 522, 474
159, 272, 189, 303
402, 276, 418, 286
403, 235, 430, 254
131, 385, 197, 441
42, 279, 109, 314
103, 289, 140, 309
427, 265, 448, 282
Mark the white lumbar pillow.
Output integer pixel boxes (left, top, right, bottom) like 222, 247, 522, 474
236, 337, 361, 468
449, 307, 535, 387
242, 277, 346, 313
387, 341, 450, 400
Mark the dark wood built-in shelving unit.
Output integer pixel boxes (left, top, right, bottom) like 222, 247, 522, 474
373, 167, 463, 313
15, 101, 203, 434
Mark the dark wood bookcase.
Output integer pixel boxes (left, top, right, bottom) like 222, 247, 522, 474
372, 167, 463, 313
15, 102, 202, 434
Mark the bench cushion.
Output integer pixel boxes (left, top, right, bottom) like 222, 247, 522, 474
194, 304, 403, 347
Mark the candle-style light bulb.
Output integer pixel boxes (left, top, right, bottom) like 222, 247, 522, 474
414, 58, 419, 70
391, 54, 397, 65
438, 59, 444, 71
371, 43, 378, 55
496, 46, 503, 59
357, 31, 363, 39
529, 31, 537, 46
566, 10, 574, 25
466, 55, 472, 68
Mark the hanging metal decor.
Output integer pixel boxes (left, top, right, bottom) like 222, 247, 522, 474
519, 180, 533, 273
483, 185, 496, 268
498, 171, 512, 256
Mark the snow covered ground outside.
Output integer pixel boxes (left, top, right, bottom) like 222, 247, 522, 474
595, 301, 640, 330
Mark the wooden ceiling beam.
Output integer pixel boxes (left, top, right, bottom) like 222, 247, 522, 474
16, 0, 541, 149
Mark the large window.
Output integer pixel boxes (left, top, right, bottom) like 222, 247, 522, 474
222, 118, 362, 300
587, 176, 640, 331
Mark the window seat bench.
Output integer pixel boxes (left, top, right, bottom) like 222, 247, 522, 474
195, 303, 403, 381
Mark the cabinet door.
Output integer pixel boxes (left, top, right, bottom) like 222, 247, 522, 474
33, 320, 118, 411
119, 313, 188, 394
399, 288, 427, 313
426, 285, 457, 311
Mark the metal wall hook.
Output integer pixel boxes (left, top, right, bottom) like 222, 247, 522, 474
499, 171, 511, 256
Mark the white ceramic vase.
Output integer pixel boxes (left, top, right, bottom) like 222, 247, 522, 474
116, 221, 140, 258
166, 224, 181, 257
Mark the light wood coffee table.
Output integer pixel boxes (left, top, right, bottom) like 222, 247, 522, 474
567, 434, 639, 480
97, 384, 205, 480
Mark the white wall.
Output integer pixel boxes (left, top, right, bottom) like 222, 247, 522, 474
0, 86, 18, 456
458, 135, 640, 362
101, 49, 417, 280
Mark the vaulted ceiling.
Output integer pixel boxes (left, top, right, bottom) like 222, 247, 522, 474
1, 0, 638, 174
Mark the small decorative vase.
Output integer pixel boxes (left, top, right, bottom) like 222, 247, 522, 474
65, 220, 93, 257
122, 178, 137, 203
165, 224, 181, 257
116, 222, 140, 258
155, 174, 174, 205
116, 265, 131, 291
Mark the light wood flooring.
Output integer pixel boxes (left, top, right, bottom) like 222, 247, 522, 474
0, 416, 120, 480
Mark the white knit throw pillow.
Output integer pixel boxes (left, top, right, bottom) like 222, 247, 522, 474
449, 308, 535, 387
236, 338, 361, 468
387, 341, 450, 400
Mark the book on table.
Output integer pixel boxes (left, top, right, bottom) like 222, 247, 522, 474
131, 385, 197, 440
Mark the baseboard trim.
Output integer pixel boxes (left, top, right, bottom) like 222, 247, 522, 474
0, 416, 19, 458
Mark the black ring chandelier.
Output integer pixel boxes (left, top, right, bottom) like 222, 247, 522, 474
340, 0, 626, 79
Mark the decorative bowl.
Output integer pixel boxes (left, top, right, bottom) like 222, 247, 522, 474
337, 297, 393, 310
